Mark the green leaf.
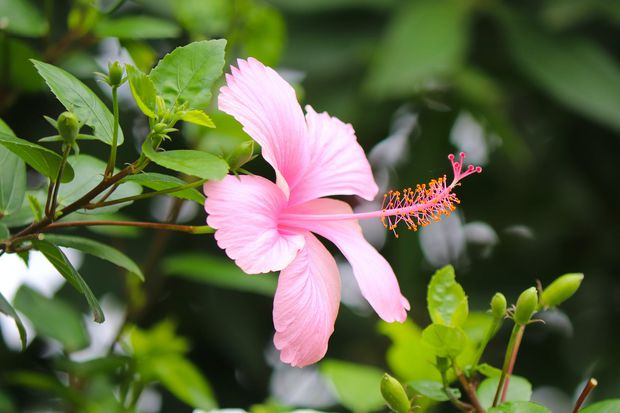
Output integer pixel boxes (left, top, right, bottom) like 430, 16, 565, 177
126, 64, 157, 118
0, 223, 8, 240
0, 121, 26, 216
149, 39, 226, 110
477, 376, 532, 410
320, 359, 385, 413
427, 265, 468, 327
31, 239, 104, 323
365, 0, 470, 98
13, 286, 89, 352
0, 290, 27, 350
94, 16, 181, 39
580, 400, 620, 413
0, 0, 48, 37
505, 19, 620, 132
240, 3, 286, 66
421, 324, 466, 358
408, 380, 461, 402
174, 0, 232, 36
0, 38, 45, 92
57, 155, 142, 214
178, 110, 215, 128
142, 143, 229, 180
122, 172, 205, 204
43, 234, 144, 281
31, 60, 124, 146
163, 253, 276, 296
488, 401, 551, 413
150, 355, 217, 410
476, 363, 502, 378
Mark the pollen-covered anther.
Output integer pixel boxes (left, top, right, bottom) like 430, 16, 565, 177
380, 152, 481, 237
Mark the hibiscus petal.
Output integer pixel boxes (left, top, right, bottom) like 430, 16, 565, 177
218, 58, 309, 196
273, 232, 340, 367
287, 106, 379, 205
204, 175, 305, 274
285, 199, 410, 322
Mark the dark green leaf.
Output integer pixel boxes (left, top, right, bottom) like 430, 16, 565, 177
126, 64, 157, 118
0, 290, 27, 350
31, 60, 124, 145
427, 265, 468, 327
0, 190, 45, 228
0, 38, 45, 92
0, 121, 26, 217
142, 143, 228, 180
580, 400, 620, 413
477, 376, 532, 410
0, 128, 74, 183
13, 286, 89, 352
320, 359, 385, 413
0, 0, 48, 37
408, 380, 461, 402
488, 401, 550, 413
174, 0, 232, 35
421, 324, 466, 358
94, 16, 181, 39
122, 172, 205, 204
31, 239, 104, 323
44, 234, 144, 281
163, 253, 276, 296
6, 370, 81, 403
149, 39, 226, 110
366, 0, 470, 98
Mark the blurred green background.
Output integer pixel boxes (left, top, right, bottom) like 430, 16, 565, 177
1, 0, 619, 412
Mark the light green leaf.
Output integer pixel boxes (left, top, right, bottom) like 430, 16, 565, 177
57, 155, 142, 214
43, 234, 144, 281
366, 0, 470, 98
488, 401, 550, 413
149, 39, 226, 110
0, 290, 27, 350
0, 0, 48, 37
13, 286, 89, 352
0, 223, 8, 240
506, 19, 620, 132
126, 64, 157, 118
163, 253, 276, 296
94, 16, 181, 39
240, 3, 286, 66
178, 110, 215, 128
0, 122, 26, 217
580, 400, 620, 413
477, 376, 532, 410
422, 324, 466, 358
122, 172, 205, 204
31, 60, 124, 146
0, 127, 74, 183
31, 239, 104, 323
427, 265, 468, 327
476, 363, 503, 378
142, 143, 228, 180
320, 359, 385, 413
408, 380, 461, 402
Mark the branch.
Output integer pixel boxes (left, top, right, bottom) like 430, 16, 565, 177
42, 220, 214, 234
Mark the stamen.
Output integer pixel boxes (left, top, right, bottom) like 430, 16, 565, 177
381, 152, 481, 237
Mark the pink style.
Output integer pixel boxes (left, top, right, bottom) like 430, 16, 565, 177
203, 58, 481, 367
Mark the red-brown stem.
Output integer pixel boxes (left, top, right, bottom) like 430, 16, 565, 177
41, 220, 213, 234
500, 324, 526, 403
572, 378, 598, 413
455, 368, 486, 413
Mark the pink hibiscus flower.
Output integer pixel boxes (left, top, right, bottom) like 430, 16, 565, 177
204, 58, 481, 367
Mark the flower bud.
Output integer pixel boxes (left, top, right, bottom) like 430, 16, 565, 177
227, 140, 254, 171
153, 122, 169, 135
540, 273, 584, 309
380, 374, 410, 413
514, 287, 538, 325
491, 292, 507, 319
57, 111, 80, 144
108, 61, 125, 87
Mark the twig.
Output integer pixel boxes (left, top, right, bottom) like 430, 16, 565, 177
572, 378, 598, 413
41, 220, 213, 234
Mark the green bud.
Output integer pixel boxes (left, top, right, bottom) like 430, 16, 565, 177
380, 374, 410, 413
227, 140, 255, 171
108, 61, 125, 87
514, 287, 538, 325
57, 112, 80, 144
153, 122, 169, 135
540, 273, 584, 309
491, 292, 507, 319
156, 96, 167, 118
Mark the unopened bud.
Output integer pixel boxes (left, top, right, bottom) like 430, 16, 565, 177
514, 287, 538, 325
108, 61, 124, 87
153, 122, 168, 135
227, 140, 254, 171
57, 112, 80, 144
540, 273, 584, 309
380, 374, 410, 413
491, 293, 507, 319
